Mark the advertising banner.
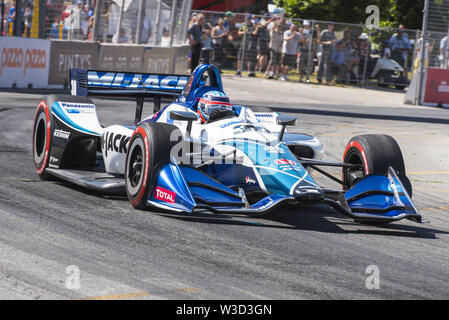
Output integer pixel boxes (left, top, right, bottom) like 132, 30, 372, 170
0, 37, 50, 88
99, 44, 144, 72
423, 67, 449, 108
143, 47, 175, 74
49, 41, 99, 85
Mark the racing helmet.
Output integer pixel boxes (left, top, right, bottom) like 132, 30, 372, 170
197, 91, 233, 123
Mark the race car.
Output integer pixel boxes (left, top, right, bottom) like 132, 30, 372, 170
32, 48, 422, 224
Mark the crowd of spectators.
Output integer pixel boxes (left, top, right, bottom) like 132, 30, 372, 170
187, 11, 418, 85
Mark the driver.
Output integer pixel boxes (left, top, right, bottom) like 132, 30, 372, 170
196, 91, 234, 123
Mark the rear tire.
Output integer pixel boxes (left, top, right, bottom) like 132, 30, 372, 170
125, 122, 182, 209
342, 134, 412, 196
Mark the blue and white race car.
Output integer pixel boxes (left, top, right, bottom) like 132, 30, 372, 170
32, 48, 422, 224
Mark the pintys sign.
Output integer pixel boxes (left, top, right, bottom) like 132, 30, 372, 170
49, 41, 99, 85
0, 37, 50, 88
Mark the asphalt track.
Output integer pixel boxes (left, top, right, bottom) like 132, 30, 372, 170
0, 78, 449, 299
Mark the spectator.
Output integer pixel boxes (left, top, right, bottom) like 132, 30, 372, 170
223, 11, 235, 31
202, 20, 213, 48
23, 5, 32, 37
341, 29, 360, 83
297, 20, 319, 83
221, 11, 235, 66
256, 16, 270, 73
332, 40, 346, 83
236, 15, 259, 77
187, 13, 205, 72
118, 28, 128, 43
317, 23, 336, 84
68, 0, 85, 40
389, 24, 411, 78
7, 0, 16, 35
439, 35, 448, 68
413, 33, 434, 76
280, 23, 302, 81
265, 16, 283, 79
211, 18, 228, 70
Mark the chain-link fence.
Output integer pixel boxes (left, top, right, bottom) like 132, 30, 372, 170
0, 0, 191, 45
191, 9, 420, 88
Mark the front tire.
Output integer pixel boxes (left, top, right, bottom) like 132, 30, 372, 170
32, 98, 53, 180
125, 122, 182, 209
342, 134, 412, 196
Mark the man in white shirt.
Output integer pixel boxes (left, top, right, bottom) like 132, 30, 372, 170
281, 23, 302, 81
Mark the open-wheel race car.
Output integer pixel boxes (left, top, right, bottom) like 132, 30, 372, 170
32, 48, 422, 224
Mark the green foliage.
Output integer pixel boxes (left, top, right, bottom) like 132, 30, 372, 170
274, 0, 424, 30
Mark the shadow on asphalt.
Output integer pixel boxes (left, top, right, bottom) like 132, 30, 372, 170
53, 172, 447, 240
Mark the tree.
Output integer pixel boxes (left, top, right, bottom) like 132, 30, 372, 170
274, 0, 424, 30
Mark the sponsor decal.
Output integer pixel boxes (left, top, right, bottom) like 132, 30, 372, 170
50, 156, 59, 164
154, 186, 176, 203
102, 131, 131, 156
275, 159, 297, 165
254, 113, 274, 117
53, 129, 70, 139
220, 120, 241, 128
0, 47, 47, 76
245, 176, 256, 185
61, 102, 95, 114
88, 71, 188, 91
264, 145, 285, 154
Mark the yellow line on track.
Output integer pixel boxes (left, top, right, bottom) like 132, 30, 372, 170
76, 292, 151, 300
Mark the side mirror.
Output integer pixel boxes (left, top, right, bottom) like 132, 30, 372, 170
170, 111, 198, 137
277, 115, 296, 141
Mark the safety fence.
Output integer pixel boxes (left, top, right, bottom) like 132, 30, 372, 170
0, 0, 191, 45
192, 10, 422, 89
0, 36, 189, 88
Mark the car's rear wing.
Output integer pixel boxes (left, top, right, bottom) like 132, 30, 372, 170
70, 68, 189, 123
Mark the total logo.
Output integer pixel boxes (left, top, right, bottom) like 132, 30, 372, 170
154, 186, 176, 203
245, 176, 256, 185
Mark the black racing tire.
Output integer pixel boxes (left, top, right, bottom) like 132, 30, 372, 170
32, 94, 94, 180
125, 122, 182, 209
342, 134, 412, 197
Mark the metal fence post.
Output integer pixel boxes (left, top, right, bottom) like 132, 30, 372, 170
418, 0, 430, 105
177, 0, 188, 45
0, 0, 4, 36
152, 0, 162, 45
136, 0, 145, 44
14, 0, 22, 37
113, 0, 126, 43
445, 25, 449, 68
240, 14, 249, 73
181, 0, 194, 44
92, 0, 103, 42
306, 19, 315, 80
410, 30, 420, 76
169, 0, 178, 47
361, 29, 370, 86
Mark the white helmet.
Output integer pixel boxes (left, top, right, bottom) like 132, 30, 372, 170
197, 91, 232, 123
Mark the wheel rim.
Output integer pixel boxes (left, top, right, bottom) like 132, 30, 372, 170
126, 138, 145, 196
34, 112, 47, 164
344, 150, 365, 188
